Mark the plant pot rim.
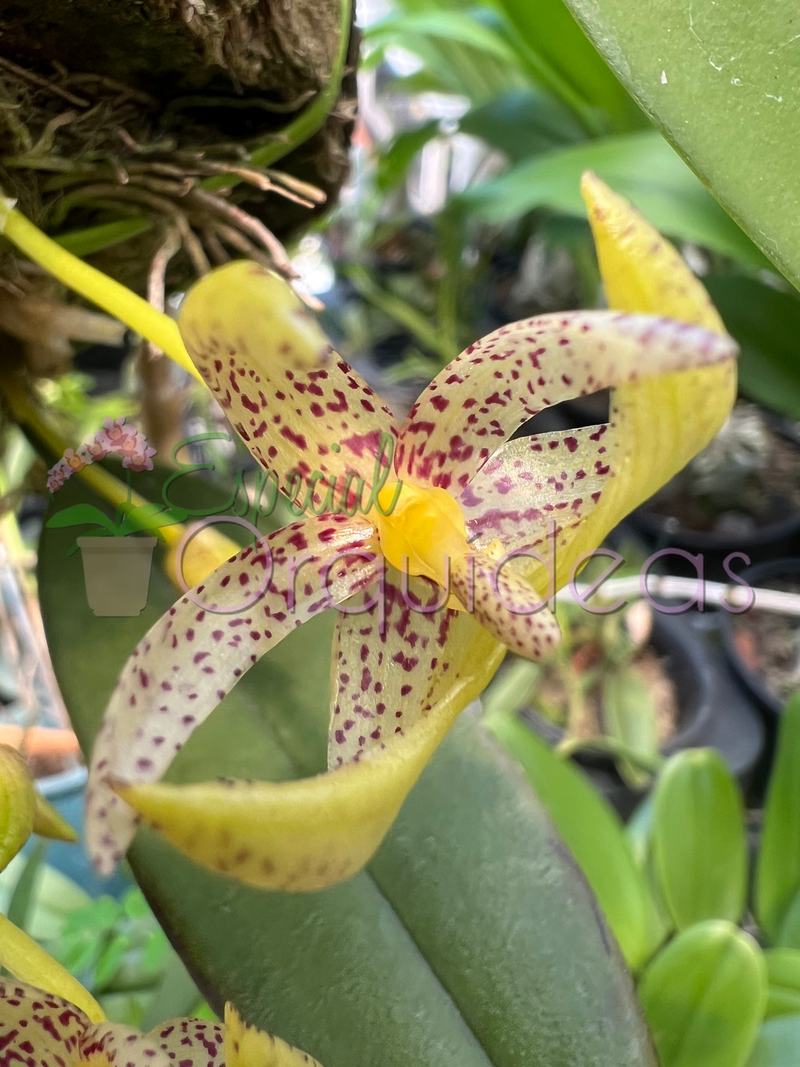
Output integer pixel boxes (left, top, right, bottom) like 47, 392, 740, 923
719, 555, 800, 717
76, 535, 157, 551
523, 610, 717, 754
631, 413, 800, 553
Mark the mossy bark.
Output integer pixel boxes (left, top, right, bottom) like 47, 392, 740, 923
0, 0, 355, 286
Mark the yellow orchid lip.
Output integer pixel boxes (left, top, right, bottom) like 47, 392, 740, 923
75, 175, 738, 892
373, 479, 470, 583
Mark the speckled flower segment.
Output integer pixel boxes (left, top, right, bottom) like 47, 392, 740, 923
85, 176, 738, 891
0, 980, 322, 1067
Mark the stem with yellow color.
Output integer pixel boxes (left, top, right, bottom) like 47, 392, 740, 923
0, 201, 201, 382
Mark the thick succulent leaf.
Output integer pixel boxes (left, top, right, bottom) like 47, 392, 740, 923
486, 712, 665, 971
39, 468, 657, 1067
179, 262, 398, 508
459, 425, 614, 555
756, 693, 800, 945
397, 308, 734, 493
0, 924, 104, 1022
746, 1016, 800, 1067
561, 0, 800, 289
554, 173, 737, 589
87, 514, 377, 876
638, 920, 767, 1067
651, 749, 747, 930
764, 949, 800, 1019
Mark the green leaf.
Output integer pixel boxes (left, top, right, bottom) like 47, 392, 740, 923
491, 0, 643, 131
602, 666, 658, 789
459, 89, 585, 161
377, 121, 441, 193
54, 218, 152, 258
704, 275, 800, 421
638, 920, 768, 1067
561, 0, 800, 291
746, 1016, 800, 1067
463, 131, 769, 267
764, 948, 800, 1019
116, 502, 188, 539
366, 11, 519, 62
38, 468, 657, 1067
46, 503, 117, 534
756, 693, 800, 945
485, 710, 665, 970
652, 749, 747, 930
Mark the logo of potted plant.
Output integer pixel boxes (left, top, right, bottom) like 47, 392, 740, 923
46, 418, 186, 618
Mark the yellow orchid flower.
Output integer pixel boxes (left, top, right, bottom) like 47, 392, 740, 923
0, 180, 736, 893
65, 177, 737, 893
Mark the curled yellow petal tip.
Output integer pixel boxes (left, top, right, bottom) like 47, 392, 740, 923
0, 745, 36, 872
180, 261, 332, 373
32, 792, 79, 843
0, 912, 105, 1022
224, 1003, 324, 1067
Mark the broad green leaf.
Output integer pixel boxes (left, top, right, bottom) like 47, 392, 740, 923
459, 89, 585, 162
704, 275, 800, 421
46, 503, 117, 534
746, 1016, 800, 1067
491, 0, 643, 131
756, 693, 800, 945
377, 121, 441, 193
638, 920, 767, 1067
486, 710, 665, 970
463, 131, 769, 267
764, 949, 800, 1019
39, 469, 657, 1067
561, 0, 800, 291
602, 666, 658, 790
652, 749, 747, 930
366, 11, 520, 65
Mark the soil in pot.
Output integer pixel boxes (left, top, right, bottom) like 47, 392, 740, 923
631, 403, 800, 576
723, 559, 800, 718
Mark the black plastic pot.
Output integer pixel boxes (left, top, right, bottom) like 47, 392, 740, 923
523, 612, 765, 819
719, 556, 800, 723
628, 418, 800, 582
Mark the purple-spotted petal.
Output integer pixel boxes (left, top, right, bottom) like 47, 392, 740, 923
79, 1023, 170, 1067
329, 568, 459, 767
179, 262, 398, 511
147, 1018, 226, 1067
450, 550, 561, 661
396, 310, 736, 492
86, 514, 378, 876
459, 425, 616, 554
0, 980, 88, 1067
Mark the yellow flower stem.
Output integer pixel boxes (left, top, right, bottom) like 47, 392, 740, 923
0, 202, 201, 382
